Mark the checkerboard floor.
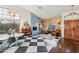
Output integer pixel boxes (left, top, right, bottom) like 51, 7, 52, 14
3, 35, 59, 53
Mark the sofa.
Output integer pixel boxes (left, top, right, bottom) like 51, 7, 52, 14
0, 37, 17, 53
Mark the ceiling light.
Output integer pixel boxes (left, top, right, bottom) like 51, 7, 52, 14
8, 8, 16, 17
64, 5, 79, 19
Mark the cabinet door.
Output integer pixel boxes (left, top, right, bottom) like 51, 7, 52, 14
64, 20, 73, 39
74, 20, 79, 40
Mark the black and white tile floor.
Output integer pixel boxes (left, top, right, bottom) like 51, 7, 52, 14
3, 35, 59, 53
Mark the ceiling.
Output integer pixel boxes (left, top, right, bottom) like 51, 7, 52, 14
20, 5, 79, 18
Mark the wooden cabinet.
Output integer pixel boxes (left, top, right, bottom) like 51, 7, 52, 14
64, 20, 79, 52
64, 20, 73, 39
74, 20, 79, 39
64, 20, 79, 40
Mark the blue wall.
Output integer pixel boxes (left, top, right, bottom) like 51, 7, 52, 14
31, 13, 40, 36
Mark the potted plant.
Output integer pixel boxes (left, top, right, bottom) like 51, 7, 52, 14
56, 29, 61, 39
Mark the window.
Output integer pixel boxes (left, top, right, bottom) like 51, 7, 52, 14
0, 7, 20, 34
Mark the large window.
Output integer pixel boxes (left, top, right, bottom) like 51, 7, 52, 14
0, 7, 20, 34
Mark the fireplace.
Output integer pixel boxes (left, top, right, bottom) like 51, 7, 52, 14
33, 27, 37, 31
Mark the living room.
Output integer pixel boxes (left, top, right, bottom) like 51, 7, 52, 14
0, 5, 79, 53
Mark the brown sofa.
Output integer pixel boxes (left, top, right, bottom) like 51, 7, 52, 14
21, 27, 32, 36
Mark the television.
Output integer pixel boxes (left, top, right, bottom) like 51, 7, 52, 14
33, 27, 37, 31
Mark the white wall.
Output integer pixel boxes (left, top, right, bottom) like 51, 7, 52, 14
0, 5, 31, 32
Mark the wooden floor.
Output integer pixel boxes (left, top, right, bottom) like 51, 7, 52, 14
49, 38, 79, 53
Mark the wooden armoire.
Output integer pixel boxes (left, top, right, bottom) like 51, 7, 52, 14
64, 20, 79, 52
64, 20, 79, 40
